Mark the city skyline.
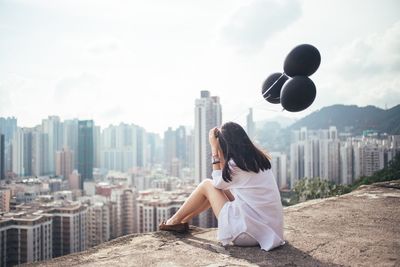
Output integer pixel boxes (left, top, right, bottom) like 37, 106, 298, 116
1, 0, 399, 134
1, 1, 399, 265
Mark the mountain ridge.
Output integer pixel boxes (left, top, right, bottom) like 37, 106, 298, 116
288, 104, 400, 134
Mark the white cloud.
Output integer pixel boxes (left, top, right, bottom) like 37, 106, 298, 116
219, 0, 301, 53
332, 20, 400, 78
321, 20, 400, 108
87, 39, 121, 55
1, 0, 399, 132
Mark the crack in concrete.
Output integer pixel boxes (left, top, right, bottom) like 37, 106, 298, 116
306, 241, 330, 255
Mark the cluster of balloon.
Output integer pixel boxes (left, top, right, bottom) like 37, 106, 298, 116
262, 44, 321, 112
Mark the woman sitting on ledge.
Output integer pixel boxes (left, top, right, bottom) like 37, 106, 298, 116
160, 122, 285, 251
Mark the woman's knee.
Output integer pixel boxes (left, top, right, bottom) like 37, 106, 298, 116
199, 179, 213, 190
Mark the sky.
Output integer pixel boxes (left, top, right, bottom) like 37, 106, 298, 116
0, 0, 399, 134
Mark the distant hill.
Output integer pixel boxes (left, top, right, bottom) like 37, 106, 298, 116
256, 115, 297, 128
288, 104, 400, 135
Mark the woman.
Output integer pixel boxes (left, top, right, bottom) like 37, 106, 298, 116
160, 122, 285, 251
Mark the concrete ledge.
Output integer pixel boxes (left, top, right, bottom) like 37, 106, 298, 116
27, 180, 400, 267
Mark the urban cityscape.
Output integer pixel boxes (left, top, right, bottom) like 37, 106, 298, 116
0, 90, 399, 265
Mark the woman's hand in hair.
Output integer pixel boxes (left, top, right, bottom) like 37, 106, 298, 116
209, 127, 220, 154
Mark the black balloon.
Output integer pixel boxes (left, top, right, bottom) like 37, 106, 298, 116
280, 76, 316, 112
284, 44, 321, 77
261, 72, 289, 104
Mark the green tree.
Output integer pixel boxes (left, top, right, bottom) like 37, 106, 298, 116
288, 153, 399, 204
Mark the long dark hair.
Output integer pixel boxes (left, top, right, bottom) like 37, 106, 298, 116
217, 122, 271, 182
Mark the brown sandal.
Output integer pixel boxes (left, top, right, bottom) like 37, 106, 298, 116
159, 220, 189, 233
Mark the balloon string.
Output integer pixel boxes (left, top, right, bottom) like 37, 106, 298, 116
228, 73, 288, 122
228, 98, 282, 123
262, 72, 286, 98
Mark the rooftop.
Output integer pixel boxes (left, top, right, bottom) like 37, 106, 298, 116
28, 180, 400, 267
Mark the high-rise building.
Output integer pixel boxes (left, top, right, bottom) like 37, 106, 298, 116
176, 126, 187, 167
12, 128, 26, 177
194, 91, 222, 228
0, 117, 17, 144
319, 127, 340, 183
31, 129, 49, 177
0, 134, 4, 179
68, 170, 81, 191
42, 116, 63, 175
55, 148, 74, 179
87, 202, 110, 247
93, 126, 101, 169
194, 90, 222, 184
290, 127, 341, 187
163, 125, 188, 177
45, 203, 88, 258
340, 140, 354, 185
78, 120, 94, 189
63, 119, 79, 169
146, 132, 163, 167
111, 188, 137, 236
289, 127, 400, 188
164, 127, 177, 175
270, 152, 288, 189
10, 127, 36, 177
304, 139, 320, 179
186, 130, 195, 171
23, 129, 34, 176
0, 117, 17, 176
136, 126, 147, 168
0, 188, 11, 212
108, 201, 119, 239
101, 123, 138, 172
0, 213, 53, 266
290, 141, 304, 188
246, 108, 255, 140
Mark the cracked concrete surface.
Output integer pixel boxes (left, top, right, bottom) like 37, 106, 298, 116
27, 180, 400, 267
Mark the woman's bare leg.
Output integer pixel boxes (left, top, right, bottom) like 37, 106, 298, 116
181, 190, 233, 223
166, 179, 228, 225
181, 200, 211, 223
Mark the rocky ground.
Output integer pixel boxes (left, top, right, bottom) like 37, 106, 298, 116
27, 180, 400, 267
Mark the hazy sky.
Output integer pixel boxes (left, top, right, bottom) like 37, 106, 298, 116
1, 0, 399, 133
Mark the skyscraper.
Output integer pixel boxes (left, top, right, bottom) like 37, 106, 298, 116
340, 140, 354, 185
42, 116, 63, 175
176, 126, 187, 166
194, 91, 222, 228
93, 125, 101, 168
45, 203, 88, 257
101, 123, 138, 172
0, 117, 17, 176
31, 128, 49, 177
163, 126, 187, 177
270, 152, 288, 189
164, 127, 177, 174
246, 108, 255, 140
12, 128, 25, 177
0, 117, 17, 144
146, 132, 163, 167
194, 91, 222, 184
56, 148, 74, 179
0, 213, 53, 266
0, 134, 4, 179
63, 119, 79, 169
319, 127, 340, 184
78, 120, 94, 189
136, 126, 147, 168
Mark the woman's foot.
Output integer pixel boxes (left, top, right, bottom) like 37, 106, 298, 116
159, 219, 189, 233
166, 217, 180, 225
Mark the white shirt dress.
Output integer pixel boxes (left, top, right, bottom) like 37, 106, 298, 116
211, 161, 285, 251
